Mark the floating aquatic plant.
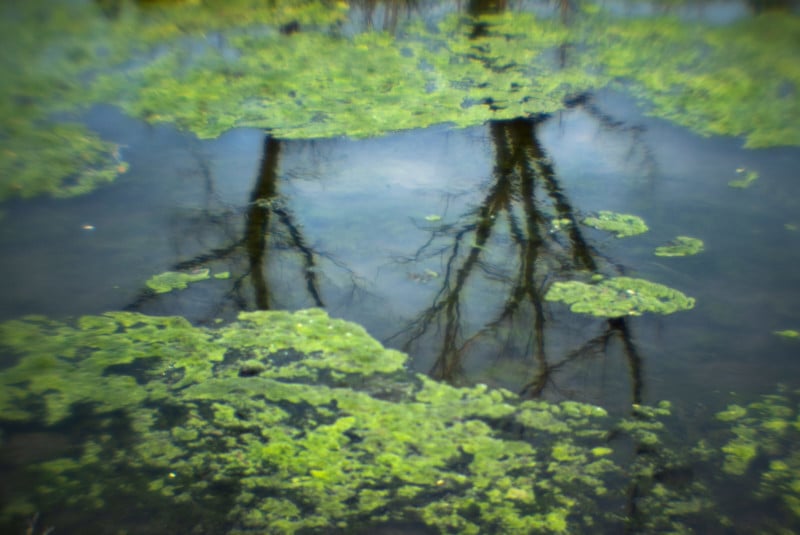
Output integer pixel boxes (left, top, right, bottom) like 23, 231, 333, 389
728, 168, 760, 189
145, 269, 210, 293
654, 236, 704, 257
545, 276, 695, 317
774, 329, 800, 339
715, 387, 800, 521
0, 309, 712, 533
582, 211, 649, 238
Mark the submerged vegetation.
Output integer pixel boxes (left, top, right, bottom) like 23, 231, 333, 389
1, 0, 799, 199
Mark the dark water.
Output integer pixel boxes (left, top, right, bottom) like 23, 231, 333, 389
2, 2, 800, 534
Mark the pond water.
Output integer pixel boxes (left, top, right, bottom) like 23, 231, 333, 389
1, 1, 800, 534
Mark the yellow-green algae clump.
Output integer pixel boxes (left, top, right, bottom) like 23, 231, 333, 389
654, 236, 704, 257
545, 276, 695, 317
715, 387, 800, 523
582, 211, 649, 238
3, 2, 800, 200
145, 269, 211, 293
0, 309, 710, 533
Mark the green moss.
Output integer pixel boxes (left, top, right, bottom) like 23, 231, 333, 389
545, 276, 695, 317
145, 269, 210, 293
654, 236, 705, 257
582, 211, 649, 238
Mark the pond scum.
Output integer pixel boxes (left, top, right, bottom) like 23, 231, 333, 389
1, 0, 799, 200
2, 0, 800, 532
0, 309, 798, 533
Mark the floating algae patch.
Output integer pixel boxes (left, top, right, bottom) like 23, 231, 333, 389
728, 168, 760, 189
0, 309, 715, 533
774, 329, 800, 339
582, 211, 649, 238
145, 269, 211, 293
5, 0, 800, 201
0, 2, 131, 201
545, 276, 695, 317
94, 11, 598, 140
580, 10, 800, 148
654, 236, 704, 257
714, 387, 800, 523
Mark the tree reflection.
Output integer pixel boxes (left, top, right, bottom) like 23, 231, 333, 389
386, 0, 649, 406
387, 116, 643, 401
125, 134, 357, 318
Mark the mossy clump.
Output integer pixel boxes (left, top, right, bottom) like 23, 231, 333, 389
0, 309, 708, 533
545, 276, 695, 317
145, 269, 210, 293
654, 236, 704, 257
582, 211, 649, 238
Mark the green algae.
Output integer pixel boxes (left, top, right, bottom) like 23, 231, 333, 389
582, 211, 649, 238
545, 276, 695, 317
3, 1, 800, 200
145, 269, 211, 293
580, 10, 800, 148
654, 236, 704, 257
774, 329, 800, 339
95, 11, 593, 140
728, 168, 760, 189
0, 2, 130, 200
714, 387, 800, 522
0, 309, 711, 533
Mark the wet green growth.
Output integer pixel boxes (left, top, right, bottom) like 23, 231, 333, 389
582, 211, 649, 238
145, 269, 211, 293
714, 387, 800, 521
728, 168, 760, 189
581, 10, 800, 148
94, 11, 594, 140
0, 309, 711, 533
545, 276, 695, 317
654, 236, 704, 257
0, 2, 131, 200
774, 329, 800, 339
3, 1, 800, 199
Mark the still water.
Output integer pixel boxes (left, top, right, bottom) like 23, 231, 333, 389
1, 0, 800, 533
4, 96, 797, 405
